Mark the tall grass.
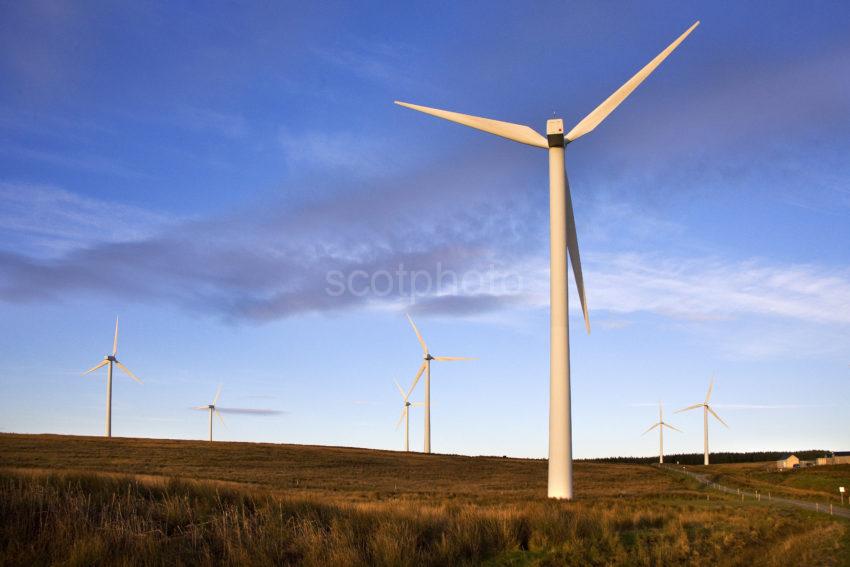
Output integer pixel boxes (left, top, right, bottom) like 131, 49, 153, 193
1, 469, 847, 566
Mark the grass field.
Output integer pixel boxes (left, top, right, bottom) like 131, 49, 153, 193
1, 434, 849, 566
695, 461, 850, 504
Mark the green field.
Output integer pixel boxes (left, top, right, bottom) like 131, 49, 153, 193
696, 461, 850, 503
1, 434, 848, 566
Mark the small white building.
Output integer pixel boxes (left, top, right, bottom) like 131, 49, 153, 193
776, 455, 799, 470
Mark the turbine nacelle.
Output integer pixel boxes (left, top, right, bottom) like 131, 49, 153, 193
546, 119, 565, 148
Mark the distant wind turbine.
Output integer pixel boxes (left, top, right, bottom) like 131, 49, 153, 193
394, 379, 423, 452
82, 316, 142, 438
395, 22, 699, 498
192, 385, 283, 442
404, 314, 474, 453
642, 402, 682, 464
676, 378, 728, 465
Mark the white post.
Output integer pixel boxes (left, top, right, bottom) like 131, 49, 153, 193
547, 122, 572, 500
424, 358, 431, 454
703, 406, 709, 465
208, 408, 213, 442
659, 424, 664, 464
105, 360, 113, 438
404, 406, 409, 452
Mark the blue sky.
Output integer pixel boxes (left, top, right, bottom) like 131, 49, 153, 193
1, 1, 848, 458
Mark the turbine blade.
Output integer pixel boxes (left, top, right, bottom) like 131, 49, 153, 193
395, 408, 405, 430
565, 21, 700, 142
192, 406, 208, 410
114, 360, 142, 384
82, 360, 108, 375
405, 362, 427, 400
394, 379, 407, 400
432, 356, 476, 361
411, 401, 425, 407
213, 384, 223, 406
705, 377, 714, 404
663, 422, 684, 433
112, 316, 119, 355
216, 409, 226, 428
406, 313, 428, 355
706, 406, 729, 428
394, 101, 548, 148
641, 422, 660, 436
565, 177, 590, 334
675, 403, 703, 414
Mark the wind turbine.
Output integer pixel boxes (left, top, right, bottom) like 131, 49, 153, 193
194, 384, 225, 442
394, 379, 423, 452
642, 402, 682, 464
676, 378, 728, 465
82, 316, 142, 438
192, 385, 283, 442
404, 314, 474, 453
395, 22, 699, 498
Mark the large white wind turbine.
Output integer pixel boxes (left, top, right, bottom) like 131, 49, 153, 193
641, 402, 682, 464
395, 22, 699, 498
394, 379, 423, 452
82, 316, 142, 438
676, 378, 728, 465
404, 314, 474, 453
192, 385, 282, 442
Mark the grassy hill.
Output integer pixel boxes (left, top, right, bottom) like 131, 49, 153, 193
1, 433, 848, 566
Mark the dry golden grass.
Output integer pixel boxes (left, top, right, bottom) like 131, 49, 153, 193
0, 434, 848, 566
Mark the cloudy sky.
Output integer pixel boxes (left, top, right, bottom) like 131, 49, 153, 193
1, 1, 848, 458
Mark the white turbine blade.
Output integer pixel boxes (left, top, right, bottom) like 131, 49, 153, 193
394, 379, 407, 400
675, 403, 703, 414
215, 409, 226, 427
394, 101, 548, 149
405, 362, 427, 399
114, 360, 142, 384
82, 360, 108, 375
565, 21, 700, 142
704, 377, 715, 404
112, 316, 119, 355
641, 422, 660, 436
213, 384, 223, 406
565, 181, 590, 334
411, 401, 425, 407
432, 356, 476, 361
406, 313, 428, 355
706, 406, 729, 428
395, 408, 405, 430
662, 422, 684, 433
192, 406, 208, 410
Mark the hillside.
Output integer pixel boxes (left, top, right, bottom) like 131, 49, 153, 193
1, 434, 848, 566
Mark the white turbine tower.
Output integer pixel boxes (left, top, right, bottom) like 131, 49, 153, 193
82, 316, 142, 438
195, 384, 225, 442
404, 314, 474, 454
676, 378, 728, 465
641, 402, 682, 464
192, 385, 282, 442
395, 22, 699, 498
394, 379, 423, 452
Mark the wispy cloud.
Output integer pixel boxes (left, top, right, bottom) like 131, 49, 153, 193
0, 182, 179, 257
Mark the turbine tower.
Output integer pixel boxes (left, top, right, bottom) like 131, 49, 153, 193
641, 402, 682, 464
82, 316, 142, 438
192, 385, 282, 442
395, 22, 699, 498
676, 378, 728, 465
404, 314, 474, 453
194, 384, 225, 442
394, 379, 423, 452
